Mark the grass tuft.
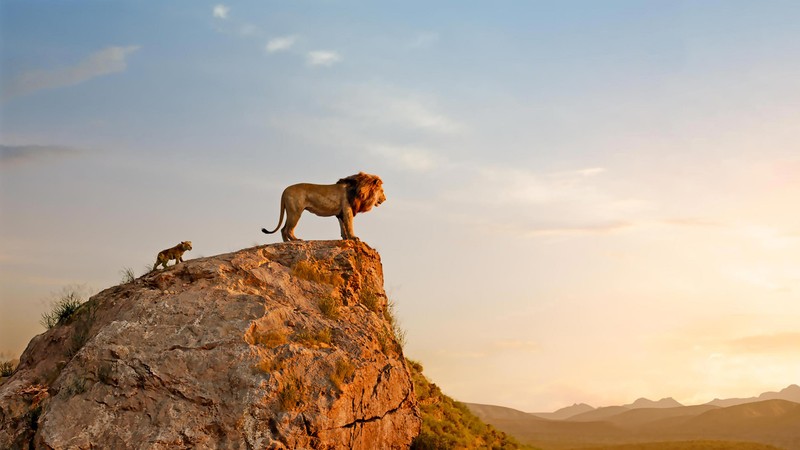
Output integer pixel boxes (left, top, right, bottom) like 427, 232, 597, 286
318, 297, 340, 320
295, 327, 333, 347
360, 290, 381, 312
119, 267, 136, 284
329, 357, 355, 391
253, 329, 288, 348
40, 286, 89, 330
0, 360, 15, 377
278, 374, 305, 410
291, 259, 344, 286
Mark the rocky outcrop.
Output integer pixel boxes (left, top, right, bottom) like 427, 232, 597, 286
0, 240, 420, 449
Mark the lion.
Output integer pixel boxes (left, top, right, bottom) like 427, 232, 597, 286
153, 241, 192, 270
262, 172, 386, 242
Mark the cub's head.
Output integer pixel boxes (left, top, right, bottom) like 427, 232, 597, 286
181, 241, 192, 251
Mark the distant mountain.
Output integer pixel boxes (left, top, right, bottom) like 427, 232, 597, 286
568, 406, 630, 422
707, 384, 800, 408
531, 403, 595, 420
468, 386, 800, 449
625, 397, 684, 409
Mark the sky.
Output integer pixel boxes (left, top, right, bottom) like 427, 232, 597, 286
1, 0, 799, 412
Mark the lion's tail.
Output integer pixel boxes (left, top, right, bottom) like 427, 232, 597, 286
261, 194, 286, 235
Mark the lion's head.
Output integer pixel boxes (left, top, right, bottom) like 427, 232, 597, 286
181, 241, 192, 251
337, 172, 386, 215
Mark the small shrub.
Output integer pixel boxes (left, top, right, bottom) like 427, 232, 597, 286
278, 374, 304, 410
253, 358, 280, 374
329, 357, 355, 391
97, 363, 113, 384
291, 260, 344, 286
66, 301, 97, 357
40, 287, 87, 329
253, 329, 287, 348
295, 327, 333, 347
119, 267, 136, 284
62, 377, 87, 397
384, 298, 407, 349
360, 290, 380, 313
318, 297, 339, 320
0, 360, 15, 377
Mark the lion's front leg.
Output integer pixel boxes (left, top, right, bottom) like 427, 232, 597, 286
340, 208, 358, 240
336, 214, 348, 240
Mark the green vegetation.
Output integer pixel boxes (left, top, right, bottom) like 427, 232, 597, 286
0, 360, 15, 377
62, 376, 87, 397
119, 267, 136, 284
318, 296, 340, 319
570, 441, 781, 450
96, 363, 113, 384
384, 298, 407, 349
408, 359, 533, 450
40, 286, 88, 329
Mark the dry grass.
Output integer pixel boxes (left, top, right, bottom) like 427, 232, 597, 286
360, 290, 381, 312
278, 374, 305, 410
253, 358, 281, 374
329, 357, 355, 391
318, 297, 340, 320
291, 260, 344, 287
295, 327, 333, 347
383, 297, 407, 349
252, 329, 288, 348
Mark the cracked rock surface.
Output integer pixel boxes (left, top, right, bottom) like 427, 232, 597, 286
0, 240, 420, 449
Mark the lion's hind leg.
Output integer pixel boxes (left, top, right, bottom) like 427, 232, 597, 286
282, 208, 303, 242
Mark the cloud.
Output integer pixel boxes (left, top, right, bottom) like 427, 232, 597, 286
728, 332, 800, 354
524, 221, 635, 237
662, 218, 724, 228
407, 31, 439, 49
0, 145, 83, 167
306, 51, 342, 67
3, 46, 140, 100
368, 144, 442, 172
266, 35, 297, 53
333, 86, 462, 134
212, 4, 229, 19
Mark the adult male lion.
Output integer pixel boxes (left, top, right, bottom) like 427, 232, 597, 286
262, 172, 386, 242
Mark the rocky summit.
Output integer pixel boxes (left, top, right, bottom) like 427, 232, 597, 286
0, 240, 420, 449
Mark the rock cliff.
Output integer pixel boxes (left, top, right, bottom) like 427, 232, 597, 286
0, 240, 420, 449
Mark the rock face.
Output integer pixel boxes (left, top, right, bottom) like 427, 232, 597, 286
0, 240, 420, 449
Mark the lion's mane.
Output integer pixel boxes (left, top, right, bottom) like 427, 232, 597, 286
336, 172, 385, 215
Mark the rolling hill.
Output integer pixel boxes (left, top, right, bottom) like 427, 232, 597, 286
466, 387, 800, 450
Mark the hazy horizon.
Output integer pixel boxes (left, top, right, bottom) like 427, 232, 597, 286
2, 0, 799, 412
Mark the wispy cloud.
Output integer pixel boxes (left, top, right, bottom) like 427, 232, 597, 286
407, 31, 440, 49
212, 4, 229, 19
3, 46, 140, 100
524, 221, 635, 237
266, 35, 297, 53
728, 332, 800, 354
0, 145, 84, 167
368, 144, 442, 172
306, 50, 342, 67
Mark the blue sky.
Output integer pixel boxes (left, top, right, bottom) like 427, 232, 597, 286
2, 1, 800, 411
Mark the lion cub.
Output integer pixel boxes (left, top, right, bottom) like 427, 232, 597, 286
153, 241, 192, 270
